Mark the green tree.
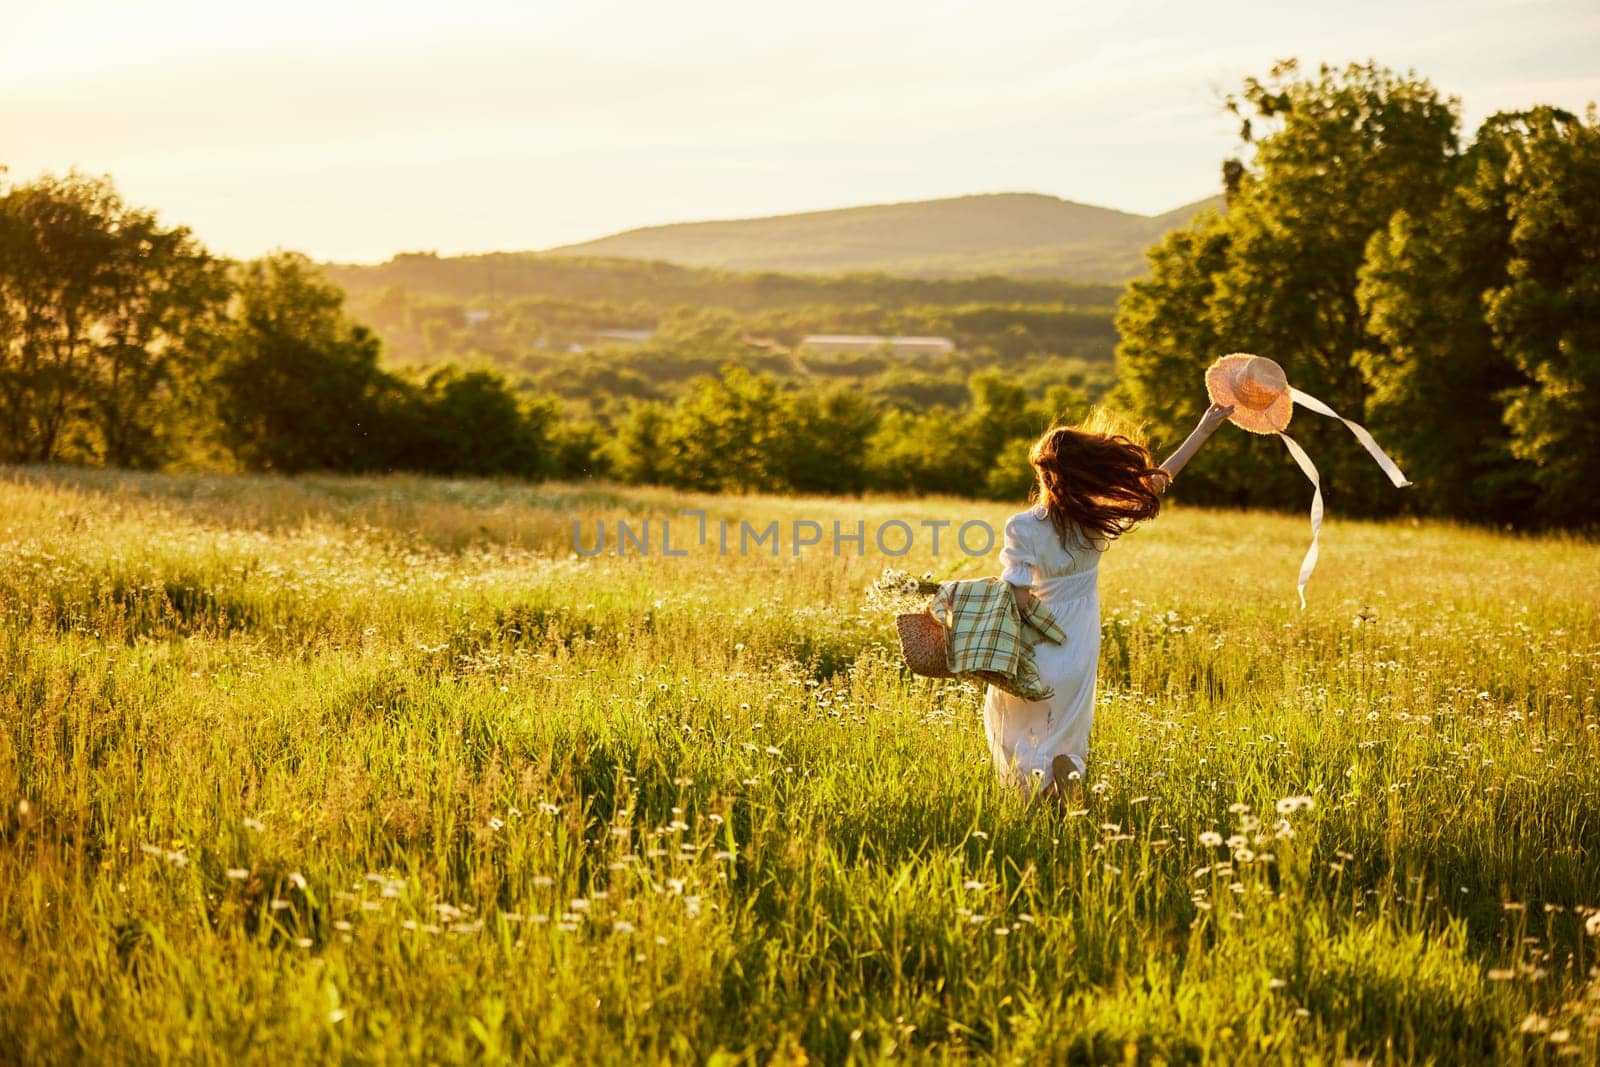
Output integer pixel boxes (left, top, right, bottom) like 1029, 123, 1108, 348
89, 210, 228, 467
1355, 112, 1565, 521
664, 365, 786, 492
547, 415, 606, 480
1113, 210, 1252, 501
0, 173, 122, 462
1118, 61, 1460, 513
0, 172, 226, 466
605, 401, 675, 485
1486, 106, 1600, 524
211, 253, 400, 473
865, 407, 976, 495
775, 385, 878, 494
962, 369, 1034, 470
398, 365, 549, 477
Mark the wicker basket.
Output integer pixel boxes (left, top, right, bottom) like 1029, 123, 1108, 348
896, 611, 954, 678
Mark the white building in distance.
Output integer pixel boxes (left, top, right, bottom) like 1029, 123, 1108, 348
799, 334, 955, 357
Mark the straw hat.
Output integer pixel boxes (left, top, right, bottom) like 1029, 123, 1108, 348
1205, 353, 1293, 434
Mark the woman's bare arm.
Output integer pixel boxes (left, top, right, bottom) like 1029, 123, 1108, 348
1150, 402, 1234, 494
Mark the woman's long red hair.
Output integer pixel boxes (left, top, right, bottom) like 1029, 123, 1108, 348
1028, 421, 1163, 547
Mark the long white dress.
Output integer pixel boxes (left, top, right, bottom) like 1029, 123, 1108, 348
982, 505, 1106, 797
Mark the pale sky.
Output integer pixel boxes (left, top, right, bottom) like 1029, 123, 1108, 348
5, 0, 1597, 263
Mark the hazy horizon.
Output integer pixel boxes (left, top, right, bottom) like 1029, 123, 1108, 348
7, 0, 1598, 264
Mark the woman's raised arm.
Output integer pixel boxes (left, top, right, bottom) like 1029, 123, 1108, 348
1150, 402, 1234, 494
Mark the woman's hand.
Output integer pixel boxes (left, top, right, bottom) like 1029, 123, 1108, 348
1198, 402, 1236, 435
1157, 403, 1237, 484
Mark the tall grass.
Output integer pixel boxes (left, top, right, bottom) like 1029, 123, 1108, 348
1, 466, 1596, 1063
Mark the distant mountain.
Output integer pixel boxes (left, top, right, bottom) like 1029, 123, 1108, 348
543, 192, 1225, 282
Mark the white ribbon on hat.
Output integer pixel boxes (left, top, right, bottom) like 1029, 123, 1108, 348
1277, 387, 1412, 609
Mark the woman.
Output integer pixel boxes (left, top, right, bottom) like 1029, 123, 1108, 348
985, 401, 1235, 802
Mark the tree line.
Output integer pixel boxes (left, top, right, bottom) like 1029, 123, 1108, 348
346, 286, 1118, 374
7, 60, 1597, 524
0, 174, 557, 476
0, 171, 1084, 493
1117, 60, 1600, 526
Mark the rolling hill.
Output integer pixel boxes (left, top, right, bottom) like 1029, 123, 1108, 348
542, 191, 1224, 281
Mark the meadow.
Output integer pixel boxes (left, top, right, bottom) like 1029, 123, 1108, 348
1, 465, 1596, 1064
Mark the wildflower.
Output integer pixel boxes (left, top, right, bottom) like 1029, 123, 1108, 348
138, 844, 188, 867
1226, 834, 1247, 850
1234, 848, 1256, 864
243, 817, 266, 832
613, 920, 636, 934
1586, 911, 1600, 937
1275, 795, 1314, 814
488, 817, 505, 831
225, 868, 250, 881
962, 880, 984, 890
1268, 978, 1287, 990
1198, 831, 1224, 848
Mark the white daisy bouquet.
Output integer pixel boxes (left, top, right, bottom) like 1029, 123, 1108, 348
864, 568, 943, 613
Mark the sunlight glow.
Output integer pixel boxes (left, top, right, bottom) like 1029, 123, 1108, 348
5, 0, 1597, 261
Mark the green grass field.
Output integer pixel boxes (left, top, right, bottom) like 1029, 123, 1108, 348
2, 466, 1597, 1064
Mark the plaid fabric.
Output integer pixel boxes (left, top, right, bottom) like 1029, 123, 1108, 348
929, 578, 1066, 701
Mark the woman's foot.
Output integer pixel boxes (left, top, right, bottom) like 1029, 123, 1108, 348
1029, 755, 1082, 813
1049, 754, 1082, 804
